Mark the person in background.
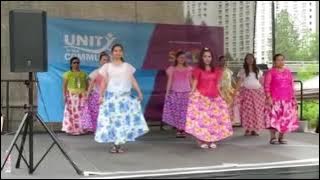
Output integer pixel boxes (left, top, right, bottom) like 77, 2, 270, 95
81, 51, 110, 132
62, 57, 89, 135
162, 51, 193, 138
235, 53, 266, 136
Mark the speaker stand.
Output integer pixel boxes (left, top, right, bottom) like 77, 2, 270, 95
1, 72, 83, 175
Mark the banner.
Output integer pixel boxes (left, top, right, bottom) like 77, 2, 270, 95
37, 17, 224, 122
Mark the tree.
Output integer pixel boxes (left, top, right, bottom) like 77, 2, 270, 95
296, 32, 319, 61
185, 11, 193, 25
275, 10, 300, 61
275, 10, 319, 62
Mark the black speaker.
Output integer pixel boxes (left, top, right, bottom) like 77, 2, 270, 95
9, 10, 47, 72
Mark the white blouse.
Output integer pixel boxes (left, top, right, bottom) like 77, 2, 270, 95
99, 62, 136, 93
237, 68, 263, 89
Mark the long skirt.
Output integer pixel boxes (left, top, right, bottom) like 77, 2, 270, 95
80, 89, 100, 132
162, 91, 190, 130
95, 92, 149, 145
239, 88, 266, 132
62, 92, 88, 135
185, 91, 233, 142
265, 99, 299, 133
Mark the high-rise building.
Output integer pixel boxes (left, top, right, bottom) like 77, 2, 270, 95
275, 1, 317, 34
184, 1, 318, 64
255, 1, 272, 64
184, 1, 256, 62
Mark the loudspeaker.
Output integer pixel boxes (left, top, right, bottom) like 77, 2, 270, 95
9, 10, 47, 72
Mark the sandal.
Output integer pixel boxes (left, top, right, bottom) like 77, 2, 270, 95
109, 146, 118, 153
209, 143, 217, 149
278, 138, 288, 144
200, 144, 209, 149
244, 130, 251, 136
269, 137, 277, 145
251, 131, 259, 136
176, 131, 186, 138
110, 145, 125, 153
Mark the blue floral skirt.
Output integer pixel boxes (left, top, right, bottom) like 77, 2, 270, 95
95, 92, 149, 145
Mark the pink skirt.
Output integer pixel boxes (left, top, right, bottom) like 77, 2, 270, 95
162, 91, 190, 130
239, 88, 266, 131
185, 91, 233, 142
62, 92, 89, 135
265, 99, 299, 133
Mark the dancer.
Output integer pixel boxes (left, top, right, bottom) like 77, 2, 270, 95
162, 51, 193, 138
81, 52, 110, 132
185, 47, 233, 149
62, 57, 89, 135
95, 44, 149, 153
218, 56, 237, 124
236, 53, 265, 136
264, 53, 299, 144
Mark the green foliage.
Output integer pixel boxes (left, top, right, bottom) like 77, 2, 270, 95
296, 64, 318, 81
275, 10, 319, 62
298, 100, 319, 128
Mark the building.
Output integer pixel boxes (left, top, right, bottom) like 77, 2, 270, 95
184, 1, 318, 64
184, 1, 256, 63
275, 1, 317, 34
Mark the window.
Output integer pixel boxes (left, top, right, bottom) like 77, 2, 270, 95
310, 22, 312, 25
204, 14, 207, 17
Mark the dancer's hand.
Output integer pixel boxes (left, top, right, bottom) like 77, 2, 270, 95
189, 90, 195, 97
165, 91, 169, 98
138, 93, 143, 102
267, 96, 273, 106
99, 96, 104, 105
83, 92, 88, 101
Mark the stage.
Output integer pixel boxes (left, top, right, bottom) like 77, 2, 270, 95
1, 127, 319, 179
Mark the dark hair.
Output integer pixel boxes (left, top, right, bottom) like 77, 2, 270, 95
218, 55, 226, 68
99, 51, 110, 62
174, 51, 187, 67
111, 43, 125, 62
243, 53, 259, 79
273, 53, 284, 62
198, 47, 215, 71
69, 56, 80, 71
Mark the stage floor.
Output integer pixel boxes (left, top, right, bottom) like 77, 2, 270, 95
1, 127, 319, 179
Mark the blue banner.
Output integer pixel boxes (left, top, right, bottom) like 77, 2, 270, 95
37, 17, 157, 122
